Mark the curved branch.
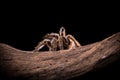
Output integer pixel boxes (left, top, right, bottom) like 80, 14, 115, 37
0, 32, 120, 80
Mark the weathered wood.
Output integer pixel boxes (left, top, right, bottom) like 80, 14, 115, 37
0, 32, 120, 80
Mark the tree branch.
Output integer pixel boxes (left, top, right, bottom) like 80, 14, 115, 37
0, 32, 120, 80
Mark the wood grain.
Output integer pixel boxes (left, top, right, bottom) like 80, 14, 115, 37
0, 32, 120, 80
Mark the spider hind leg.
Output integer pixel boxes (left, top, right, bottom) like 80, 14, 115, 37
66, 34, 81, 49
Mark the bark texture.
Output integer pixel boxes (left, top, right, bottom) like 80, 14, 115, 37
0, 32, 120, 80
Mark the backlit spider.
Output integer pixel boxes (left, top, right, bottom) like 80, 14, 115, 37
33, 27, 81, 52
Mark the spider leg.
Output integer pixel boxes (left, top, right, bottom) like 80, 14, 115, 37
43, 33, 59, 39
59, 27, 66, 37
58, 27, 67, 50
66, 34, 81, 49
33, 39, 52, 52
50, 37, 58, 51
58, 36, 64, 50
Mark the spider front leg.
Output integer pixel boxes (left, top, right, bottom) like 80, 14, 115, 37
65, 34, 81, 49
33, 39, 52, 52
58, 27, 67, 50
43, 33, 59, 39
50, 37, 58, 51
57, 36, 64, 50
59, 27, 66, 37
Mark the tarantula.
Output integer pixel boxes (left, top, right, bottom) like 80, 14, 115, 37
33, 27, 81, 52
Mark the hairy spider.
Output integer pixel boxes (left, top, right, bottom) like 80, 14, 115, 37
33, 27, 81, 52
43, 27, 81, 50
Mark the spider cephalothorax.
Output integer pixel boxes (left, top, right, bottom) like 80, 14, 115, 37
33, 27, 81, 52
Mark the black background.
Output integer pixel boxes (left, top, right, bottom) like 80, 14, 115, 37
0, 5, 120, 80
